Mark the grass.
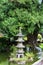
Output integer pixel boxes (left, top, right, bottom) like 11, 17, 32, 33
0, 46, 38, 65
0, 53, 9, 65
0, 61, 8, 65
0, 53, 35, 65
0, 53, 33, 65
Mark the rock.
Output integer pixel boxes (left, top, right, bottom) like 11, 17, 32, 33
29, 57, 33, 61
17, 61, 26, 65
32, 58, 43, 65
9, 57, 14, 62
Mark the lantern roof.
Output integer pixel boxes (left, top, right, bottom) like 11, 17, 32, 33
16, 43, 25, 48
16, 37, 24, 42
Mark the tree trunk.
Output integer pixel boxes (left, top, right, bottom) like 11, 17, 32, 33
27, 27, 39, 51
27, 33, 37, 47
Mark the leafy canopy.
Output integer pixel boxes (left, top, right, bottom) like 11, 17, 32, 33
0, 0, 43, 38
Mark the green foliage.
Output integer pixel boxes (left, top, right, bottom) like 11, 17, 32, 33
0, 0, 43, 38
37, 34, 42, 39
25, 52, 34, 58
39, 43, 43, 49
0, 0, 8, 4
0, 38, 11, 52
1, 18, 19, 37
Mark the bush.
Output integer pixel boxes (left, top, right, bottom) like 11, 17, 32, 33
0, 37, 11, 52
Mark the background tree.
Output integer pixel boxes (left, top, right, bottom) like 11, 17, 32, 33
0, 0, 43, 49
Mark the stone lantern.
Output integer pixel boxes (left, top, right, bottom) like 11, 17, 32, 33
16, 27, 25, 58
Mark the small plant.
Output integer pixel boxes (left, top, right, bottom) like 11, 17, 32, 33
39, 43, 43, 50
25, 52, 34, 59
24, 36, 27, 41
37, 34, 42, 39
